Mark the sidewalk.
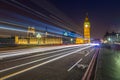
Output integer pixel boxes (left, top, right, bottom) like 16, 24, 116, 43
95, 46, 120, 80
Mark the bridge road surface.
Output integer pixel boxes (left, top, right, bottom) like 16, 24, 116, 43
0, 44, 96, 80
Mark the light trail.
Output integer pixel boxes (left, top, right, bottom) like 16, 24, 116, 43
0, 49, 74, 73
0, 26, 27, 33
0, 44, 88, 59
0, 45, 93, 80
2, 47, 79, 63
3, 0, 81, 37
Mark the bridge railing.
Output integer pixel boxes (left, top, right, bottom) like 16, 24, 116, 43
82, 48, 100, 80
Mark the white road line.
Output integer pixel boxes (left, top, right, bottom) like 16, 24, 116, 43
0, 46, 93, 80
67, 48, 95, 72
67, 58, 83, 72
85, 48, 94, 57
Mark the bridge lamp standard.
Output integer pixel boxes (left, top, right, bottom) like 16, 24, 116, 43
36, 33, 42, 44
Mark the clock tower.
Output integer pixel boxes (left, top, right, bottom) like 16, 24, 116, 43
84, 14, 91, 43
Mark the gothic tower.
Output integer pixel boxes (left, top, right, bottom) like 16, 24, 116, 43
84, 14, 91, 43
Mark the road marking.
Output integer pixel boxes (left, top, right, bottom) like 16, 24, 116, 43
67, 58, 83, 72
67, 48, 94, 72
85, 48, 94, 57
0, 46, 93, 80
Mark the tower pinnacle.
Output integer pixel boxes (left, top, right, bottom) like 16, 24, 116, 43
85, 13, 89, 22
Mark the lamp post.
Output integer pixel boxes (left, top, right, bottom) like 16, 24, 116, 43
116, 34, 119, 42
36, 33, 41, 45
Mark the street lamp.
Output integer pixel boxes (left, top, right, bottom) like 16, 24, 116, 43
70, 38, 73, 44
116, 34, 119, 38
108, 37, 111, 41
36, 33, 41, 44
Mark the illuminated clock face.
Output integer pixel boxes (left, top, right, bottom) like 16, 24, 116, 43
85, 24, 88, 27
84, 22, 90, 28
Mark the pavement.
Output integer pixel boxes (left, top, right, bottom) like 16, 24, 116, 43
95, 44, 120, 80
0, 44, 96, 80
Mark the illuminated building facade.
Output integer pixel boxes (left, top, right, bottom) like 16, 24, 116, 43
103, 32, 120, 43
84, 14, 91, 43
27, 27, 35, 38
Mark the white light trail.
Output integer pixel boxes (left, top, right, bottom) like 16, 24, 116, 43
0, 44, 87, 60
0, 45, 93, 80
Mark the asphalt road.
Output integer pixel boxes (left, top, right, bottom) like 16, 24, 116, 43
0, 45, 96, 80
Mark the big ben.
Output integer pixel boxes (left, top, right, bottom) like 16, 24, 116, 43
84, 14, 91, 43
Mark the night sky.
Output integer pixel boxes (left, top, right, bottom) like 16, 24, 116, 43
47, 0, 120, 39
